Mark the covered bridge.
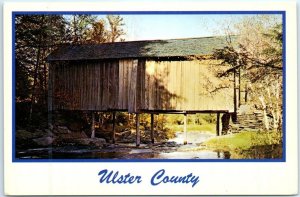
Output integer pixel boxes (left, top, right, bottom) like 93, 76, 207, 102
47, 36, 236, 145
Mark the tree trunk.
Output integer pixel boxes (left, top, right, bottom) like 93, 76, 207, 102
29, 37, 42, 122
238, 67, 241, 106
259, 96, 269, 130
29, 16, 45, 122
43, 48, 48, 105
232, 69, 238, 123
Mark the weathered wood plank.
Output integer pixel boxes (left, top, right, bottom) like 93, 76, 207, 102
113, 61, 119, 109
118, 60, 124, 109
150, 62, 155, 110
128, 59, 138, 113
102, 62, 107, 110
95, 63, 100, 109
136, 60, 141, 110
51, 59, 234, 112
99, 62, 103, 109
176, 61, 181, 109
108, 61, 112, 109
123, 60, 131, 109
144, 61, 149, 109
183, 113, 187, 145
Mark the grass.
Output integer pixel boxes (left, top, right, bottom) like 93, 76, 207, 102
165, 123, 216, 134
202, 131, 282, 152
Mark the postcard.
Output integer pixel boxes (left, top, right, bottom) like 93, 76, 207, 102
3, 0, 298, 195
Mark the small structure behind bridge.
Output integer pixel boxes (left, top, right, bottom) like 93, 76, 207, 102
47, 36, 237, 146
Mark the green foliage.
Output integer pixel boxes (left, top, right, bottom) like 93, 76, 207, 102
89, 19, 108, 43
65, 15, 126, 44
115, 112, 128, 125
15, 15, 67, 102
203, 131, 282, 151
213, 16, 283, 131
166, 124, 216, 134
15, 14, 126, 127
200, 114, 216, 124
106, 15, 125, 42
66, 15, 97, 43
165, 114, 217, 136
166, 114, 216, 125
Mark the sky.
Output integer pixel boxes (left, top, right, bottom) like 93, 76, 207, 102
121, 14, 245, 41
98, 14, 282, 41
65, 13, 282, 41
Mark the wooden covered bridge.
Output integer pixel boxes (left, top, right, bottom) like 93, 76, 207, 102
47, 36, 236, 146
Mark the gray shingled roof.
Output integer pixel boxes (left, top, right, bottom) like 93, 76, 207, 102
47, 36, 232, 61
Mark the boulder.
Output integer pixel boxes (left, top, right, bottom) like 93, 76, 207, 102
67, 122, 84, 132
119, 129, 131, 138
74, 138, 106, 147
16, 129, 44, 140
48, 123, 54, 130
33, 136, 54, 146
44, 129, 54, 136
55, 126, 71, 134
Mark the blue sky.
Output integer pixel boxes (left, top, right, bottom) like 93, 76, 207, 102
121, 14, 245, 40
65, 13, 282, 41
96, 14, 281, 41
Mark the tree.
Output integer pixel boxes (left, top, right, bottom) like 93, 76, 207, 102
65, 15, 126, 44
213, 15, 283, 131
88, 19, 108, 43
106, 15, 125, 42
15, 15, 67, 124
15, 14, 127, 127
65, 15, 97, 44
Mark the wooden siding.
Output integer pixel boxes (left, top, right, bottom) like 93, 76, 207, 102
141, 60, 234, 112
52, 60, 120, 111
118, 59, 138, 113
50, 59, 234, 112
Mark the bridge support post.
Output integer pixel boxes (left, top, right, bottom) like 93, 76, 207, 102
184, 113, 187, 145
150, 113, 155, 144
136, 113, 140, 147
216, 112, 221, 136
112, 111, 116, 144
91, 112, 95, 138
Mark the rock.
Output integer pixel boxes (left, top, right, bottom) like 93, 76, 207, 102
55, 126, 71, 134
79, 131, 88, 138
94, 129, 112, 140
33, 136, 54, 146
120, 130, 131, 138
67, 122, 84, 132
16, 129, 44, 140
74, 138, 106, 147
48, 124, 54, 130
44, 129, 54, 136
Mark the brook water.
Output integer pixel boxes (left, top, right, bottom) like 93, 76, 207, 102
16, 131, 281, 160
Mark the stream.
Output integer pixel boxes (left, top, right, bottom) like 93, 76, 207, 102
16, 131, 233, 160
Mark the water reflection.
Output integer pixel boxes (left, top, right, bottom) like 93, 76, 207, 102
16, 144, 281, 160
16, 132, 282, 160
16, 142, 236, 160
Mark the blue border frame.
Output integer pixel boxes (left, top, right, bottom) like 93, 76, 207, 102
12, 11, 286, 162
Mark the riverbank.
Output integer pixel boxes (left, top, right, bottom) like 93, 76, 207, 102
16, 131, 224, 159
15, 127, 283, 160
201, 131, 282, 159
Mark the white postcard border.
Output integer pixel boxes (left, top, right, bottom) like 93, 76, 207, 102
3, 1, 298, 195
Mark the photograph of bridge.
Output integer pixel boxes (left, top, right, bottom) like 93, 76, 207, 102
14, 13, 283, 160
